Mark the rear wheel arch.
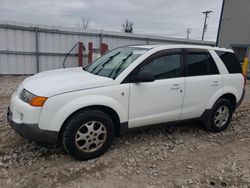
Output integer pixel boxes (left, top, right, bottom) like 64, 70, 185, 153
203, 92, 237, 120
58, 105, 121, 142
204, 98, 233, 132
218, 93, 237, 111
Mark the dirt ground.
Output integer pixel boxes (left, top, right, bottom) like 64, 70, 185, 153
0, 76, 250, 188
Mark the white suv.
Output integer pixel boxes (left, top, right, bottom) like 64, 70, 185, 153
8, 45, 245, 160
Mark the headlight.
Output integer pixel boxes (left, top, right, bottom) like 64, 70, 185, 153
19, 89, 48, 107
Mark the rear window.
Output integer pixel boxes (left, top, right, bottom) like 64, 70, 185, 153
215, 51, 242, 73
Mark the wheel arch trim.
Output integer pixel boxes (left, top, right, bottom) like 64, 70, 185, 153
207, 87, 238, 110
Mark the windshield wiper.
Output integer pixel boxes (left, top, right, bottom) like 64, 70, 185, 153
91, 51, 121, 74
82, 64, 89, 70
109, 52, 133, 78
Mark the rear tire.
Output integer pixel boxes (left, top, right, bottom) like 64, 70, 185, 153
62, 109, 114, 160
204, 98, 233, 133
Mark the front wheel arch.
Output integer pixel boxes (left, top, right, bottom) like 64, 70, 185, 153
58, 105, 121, 143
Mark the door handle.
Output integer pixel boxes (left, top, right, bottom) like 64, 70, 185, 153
211, 80, 219, 86
171, 84, 181, 89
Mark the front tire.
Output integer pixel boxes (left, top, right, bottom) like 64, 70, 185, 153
62, 109, 114, 160
204, 98, 233, 133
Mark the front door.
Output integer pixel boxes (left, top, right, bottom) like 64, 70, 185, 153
128, 50, 185, 128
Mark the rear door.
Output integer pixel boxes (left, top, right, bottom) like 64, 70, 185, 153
180, 49, 223, 120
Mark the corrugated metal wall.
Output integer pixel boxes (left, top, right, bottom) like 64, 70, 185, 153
0, 21, 214, 74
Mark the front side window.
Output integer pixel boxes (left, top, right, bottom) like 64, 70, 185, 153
186, 52, 219, 76
140, 53, 181, 80
84, 47, 148, 79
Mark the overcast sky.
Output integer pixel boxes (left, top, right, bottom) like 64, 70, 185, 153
0, 0, 223, 41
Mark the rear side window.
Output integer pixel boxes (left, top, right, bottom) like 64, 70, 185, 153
186, 52, 219, 77
215, 51, 242, 73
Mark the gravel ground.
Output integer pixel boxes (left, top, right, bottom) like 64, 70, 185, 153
0, 75, 250, 188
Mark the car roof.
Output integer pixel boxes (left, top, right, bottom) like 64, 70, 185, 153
129, 44, 233, 53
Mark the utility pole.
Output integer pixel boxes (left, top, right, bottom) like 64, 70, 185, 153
186, 28, 191, 40
201, 10, 213, 41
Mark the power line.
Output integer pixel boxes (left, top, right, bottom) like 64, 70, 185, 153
202, 10, 213, 41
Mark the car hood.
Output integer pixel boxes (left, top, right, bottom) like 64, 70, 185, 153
21, 67, 114, 97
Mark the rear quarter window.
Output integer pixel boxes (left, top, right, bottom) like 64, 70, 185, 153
215, 51, 242, 73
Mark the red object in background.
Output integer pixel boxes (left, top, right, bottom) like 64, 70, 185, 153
100, 43, 108, 55
78, 42, 83, 67
88, 42, 93, 64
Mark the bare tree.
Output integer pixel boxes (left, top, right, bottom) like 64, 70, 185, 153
81, 17, 90, 30
122, 19, 133, 33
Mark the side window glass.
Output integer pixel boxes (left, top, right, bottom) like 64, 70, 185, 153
215, 51, 242, 73
140, 54, 181, 80
186, 52, 219, 76
187, 54, 208, 76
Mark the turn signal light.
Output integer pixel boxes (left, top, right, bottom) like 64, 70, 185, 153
30, 96, 48, 107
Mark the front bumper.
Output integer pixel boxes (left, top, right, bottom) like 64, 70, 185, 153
7, 107, 58, 144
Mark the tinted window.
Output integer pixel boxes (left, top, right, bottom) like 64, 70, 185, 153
186, 52, 219, 76
140, 53, 181, 80
216, 51, 242, 73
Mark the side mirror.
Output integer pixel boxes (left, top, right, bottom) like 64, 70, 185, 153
133, 70, 155, 83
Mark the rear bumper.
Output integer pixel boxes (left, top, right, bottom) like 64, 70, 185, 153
7, 107, 58, 144
236, 88, 245, 108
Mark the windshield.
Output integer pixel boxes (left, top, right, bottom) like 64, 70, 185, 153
84, 47, 148, 79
